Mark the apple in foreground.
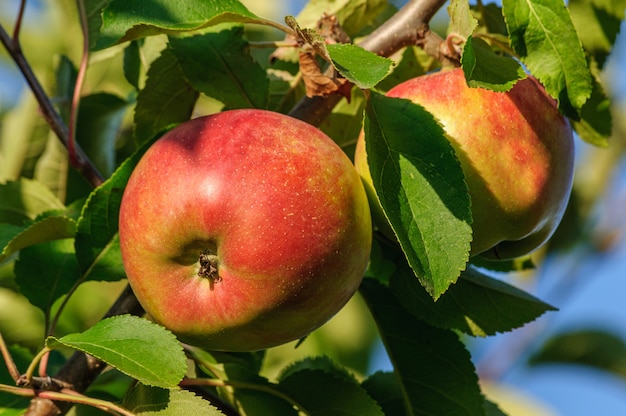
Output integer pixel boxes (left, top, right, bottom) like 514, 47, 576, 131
119, 109, 372, 351
355, 68, 574, 260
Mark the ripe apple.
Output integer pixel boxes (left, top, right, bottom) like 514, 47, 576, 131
355, 68, 574, 260
119, 109, 372, 351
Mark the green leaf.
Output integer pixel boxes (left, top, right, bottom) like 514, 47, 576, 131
14, 239, 79, 320
364, 92, 472, 299
134, 48, 199, 145
529, 329, 626, 378
295, 0, 388, 38
569, 0, 626, 68
94, 0, 268, 50
278, 356, 356, 384
168, 25, 269, 109
461, 36, 525, 92
278, 368, 383, 416
502, 0, 593, 117
360, 278, 485, 416
85, 0, 111, 49
327, 43, 394, 89
470, 254, 536, 273
0, 216, 76, 264
188, 348, 296, 416
47, 315, 186, 388
375, 46, 436, 92
124, 40, 143, 90
572, 66, 612, 147
0, 178, 65, 225
361, 372, 405, 416
448, 0, 479, 38
485, 399, 508, 416
390, 261, 556, 336
74, 135, 159, 281
123, 384, 224, 415
76, 93, 130, 178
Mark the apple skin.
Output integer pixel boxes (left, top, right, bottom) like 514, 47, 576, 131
119, 109, 372, 351
355, 68, 574, 260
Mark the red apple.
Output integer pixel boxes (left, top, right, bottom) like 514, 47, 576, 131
355, 68, 574, 260
119, 109, 372, 351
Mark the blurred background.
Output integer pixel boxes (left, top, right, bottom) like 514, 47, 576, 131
1, 1, 625, 415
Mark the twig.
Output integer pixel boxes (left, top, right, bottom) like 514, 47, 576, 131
0, 332, 21, 382
0, 23, 104, 188
67, 0, 90, 169
12, 0, 27, 42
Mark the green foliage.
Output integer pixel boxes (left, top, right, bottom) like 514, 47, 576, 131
123, 384, 223, 415
0, 0, 621, 414
47, 315, 187, 388
361, 278, 486, 415
502, 0, 593, 118
529, 328, 626, 378
168, 25, 270, 109
364, 92, 472, 299
327, 43, 394, 89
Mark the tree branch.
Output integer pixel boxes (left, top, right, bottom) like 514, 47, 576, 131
289, 0, 448, 125
0, 25, 104, 188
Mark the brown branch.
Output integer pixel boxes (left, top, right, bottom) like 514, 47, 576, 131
0, 24, 104, 188
289, 0, 448, 125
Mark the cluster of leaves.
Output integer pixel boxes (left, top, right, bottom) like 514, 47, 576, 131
0, 0, 624, 415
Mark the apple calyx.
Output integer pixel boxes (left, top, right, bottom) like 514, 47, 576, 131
198, 250, 220, 283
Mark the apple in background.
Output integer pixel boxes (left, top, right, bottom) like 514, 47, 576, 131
119, 109, 372, 351
355, 68, 574, 260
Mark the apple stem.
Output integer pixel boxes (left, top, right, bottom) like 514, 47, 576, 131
198, 251, 221, 283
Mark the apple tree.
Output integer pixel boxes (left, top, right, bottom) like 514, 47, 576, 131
0, 0, 624, 415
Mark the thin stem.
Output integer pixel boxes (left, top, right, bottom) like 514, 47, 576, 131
37, 390, 137, 416
68, 0, 90, 168
255, 17, 296, 37
181, 378, 309, 416
12, 0, 27, 42
0, 23, 104, 188
19, 347, 52, 386
249, 40, 299, 49
0, 332, 21, 382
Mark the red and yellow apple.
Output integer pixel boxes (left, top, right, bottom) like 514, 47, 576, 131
355, 68, 574, 260
119, 109, 372, 351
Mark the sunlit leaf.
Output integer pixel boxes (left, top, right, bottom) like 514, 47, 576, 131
134, 48, 198, 145
327, 43, 394, 89
168, 25, 269, 109
503, 0, 593, 117
0, 178, 65, 225
0, 216, 76, 264
123, 384, 224, 415
461, 36, 525, 91
47, 315, 186, 388
363, 92, 471, 299
94, 0, 272, 50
